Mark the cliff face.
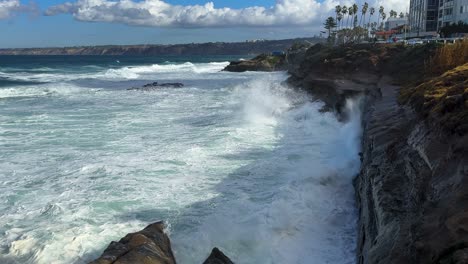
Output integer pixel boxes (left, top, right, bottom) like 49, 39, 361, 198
287, 43, 468, 264
356, 75, 468, 264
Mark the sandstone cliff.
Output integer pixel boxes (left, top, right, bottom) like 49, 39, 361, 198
286, 42, 467, 264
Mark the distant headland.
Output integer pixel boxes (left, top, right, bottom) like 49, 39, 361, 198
0, 38, 322, 56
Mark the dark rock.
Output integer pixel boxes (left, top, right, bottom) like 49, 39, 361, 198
355, 76, 468, 264
89, 221, 176, 264
223, 54, 287, 72
203, 248, 234, 264
128, 82, 184, 91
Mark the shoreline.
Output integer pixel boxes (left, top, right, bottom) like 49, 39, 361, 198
88, 42, 467, 263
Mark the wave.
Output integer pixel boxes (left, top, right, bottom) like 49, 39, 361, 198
0, 62, 230, 84
0, 77, 46, 87
170, 76, 362, 263
0, 83, 98, 99
102, 62, 229, 79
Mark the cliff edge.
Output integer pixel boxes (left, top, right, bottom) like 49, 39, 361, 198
285, 42, 467, 264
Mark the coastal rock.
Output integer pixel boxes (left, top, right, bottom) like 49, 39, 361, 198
284, 42, 468, 263
89, 221, 176, 264
223, 54, 287, 72
203, 248, 234, 264
128, 82, 184, 91
355, 74, 468, 264
90, 222, 235, 264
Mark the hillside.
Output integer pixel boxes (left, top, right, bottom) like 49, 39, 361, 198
0, 38, 321, 56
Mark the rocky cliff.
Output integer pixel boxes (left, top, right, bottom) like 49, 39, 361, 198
286, 42, 468, 264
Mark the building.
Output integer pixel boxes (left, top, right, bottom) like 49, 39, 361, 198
385, 17, 409, 31
409, 0, 440, 36
438, 0, 468, 28
409, 0, 468, 36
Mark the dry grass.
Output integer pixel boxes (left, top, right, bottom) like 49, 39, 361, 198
400, 63, 468, 134
426, 39, 468, 75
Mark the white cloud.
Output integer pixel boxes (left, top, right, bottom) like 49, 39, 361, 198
0, 0, 20, 19
0, 0, 39, 20
44, 0, 410, 28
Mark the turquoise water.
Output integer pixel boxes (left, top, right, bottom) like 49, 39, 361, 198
0, 56, 361, 264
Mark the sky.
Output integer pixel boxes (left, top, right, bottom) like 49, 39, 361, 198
0, 0, 410, 48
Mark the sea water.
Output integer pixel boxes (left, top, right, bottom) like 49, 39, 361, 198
0, 55, 361, 264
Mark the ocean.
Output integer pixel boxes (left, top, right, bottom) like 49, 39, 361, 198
0, 55, 361, 264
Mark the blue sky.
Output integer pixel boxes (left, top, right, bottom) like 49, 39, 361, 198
0, 0, 409, 48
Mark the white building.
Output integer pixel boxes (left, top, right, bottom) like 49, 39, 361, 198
409, 0, 439, 36
409, 0, 468, 36
438, 0, 468, 28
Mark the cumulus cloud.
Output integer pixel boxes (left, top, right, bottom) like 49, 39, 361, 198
0, 0, 39, 19
0, 0, 20, 19
44, 0, 410, 28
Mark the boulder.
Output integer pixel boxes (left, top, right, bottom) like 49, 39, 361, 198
223, 54, 286, 72
203, 248, 234, 264
128, 82, 184, 91
89, 221, 176, 264
89, 222, 235, 264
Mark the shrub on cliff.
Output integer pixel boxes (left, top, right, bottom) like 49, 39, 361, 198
399, 63, 468, 135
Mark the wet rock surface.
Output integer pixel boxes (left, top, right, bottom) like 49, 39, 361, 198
89, 222, 234, 264
128, 82, 184, 91
202, 248, 234, 264
355, 76, 468, 264
284, 43, 468, 264
89, 222, 176, 264
223, 54, 287, 72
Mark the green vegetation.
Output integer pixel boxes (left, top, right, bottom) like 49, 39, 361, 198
400, 63, 468, 134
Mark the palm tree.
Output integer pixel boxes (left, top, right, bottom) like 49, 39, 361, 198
324, 16, 337, 39
360, 2, 369, 28
337, 13, 343, 30
377, 6, 384, 30
381, 12, 387, 30
335, 5, 342, 30
341, 6, 348, 28
348, 8, 354, 29
368, 7, 375, 25
352, 3, 359, 27
399, 12, 404, 18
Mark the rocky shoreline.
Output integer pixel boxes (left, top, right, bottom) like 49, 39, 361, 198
90, 222, 234, 264
283, 42, 467, 263
91, 42, 467, 263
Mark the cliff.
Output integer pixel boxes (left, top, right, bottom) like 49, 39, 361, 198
0, 38, 320, 56
286, 42, 468, 264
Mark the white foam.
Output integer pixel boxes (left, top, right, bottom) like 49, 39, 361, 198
0, 70, 362, 264
0, 83, 97, 98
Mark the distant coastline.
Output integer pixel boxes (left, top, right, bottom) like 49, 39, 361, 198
0, 37, 322, 56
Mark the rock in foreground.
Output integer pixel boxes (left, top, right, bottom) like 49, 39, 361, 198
89, 222, 234, 264
89, 222, 175, 264
223, 54, 286, 72
203, 248, 234, 264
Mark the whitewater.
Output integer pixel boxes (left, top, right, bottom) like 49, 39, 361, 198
0, 56, 362, 264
